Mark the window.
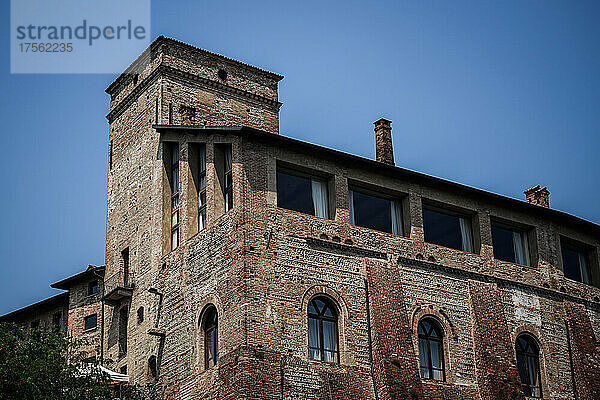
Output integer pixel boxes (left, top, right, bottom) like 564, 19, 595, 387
197, 144, 207, 230
308, 296, 339, 362
561, 241, 591, 285
30, 320, 40, 330
119, 308, 128, 356
166, 142, 180, 250
418, 318, 445, 381
422, 206, 474, 252
52, 313, 62, 332
491, 223, 530, 266
516, 334, 542, 398
120, 365, 127, 375
122, 247, 130, 287
84, 314, 97, 331
224, 145, 233, 212
202, 306, 219, 369
148, 355, 157, 380
137, 307, 144, 324
277, 169, 329, 218
349, 189, 403, 235
88, 280, 99, 295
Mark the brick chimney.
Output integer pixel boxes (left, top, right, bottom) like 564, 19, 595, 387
374, 118, 394, 165
524, 185, 550, 208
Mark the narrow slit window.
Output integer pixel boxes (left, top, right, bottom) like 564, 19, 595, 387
277, 169, 329, 218
349, 189, 403, 235
122, 247, 130, 287
491, 223, 530, 266
119, 308, 128, 356
561, 242, 591, 285
224, 145, 233, 212
167, 143, 180, 250
422, 206, 474, 252
198, 145, 207, 229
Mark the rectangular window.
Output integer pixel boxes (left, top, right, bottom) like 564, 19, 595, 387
277, 169, 329, 218
122, 248, 130, 287
168, 143, 180, 250
198, 144, 207, 230
84, 314, 97, 330
52, 313, 62, 332
224, 145, 233, 212
349, 188, 403, 235
422, 206, 474, 252
88, 280, 99, 295
491, 223, 530, 266
561, 242, 591, 285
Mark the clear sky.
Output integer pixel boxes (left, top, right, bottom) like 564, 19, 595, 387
1, 0, 599, 315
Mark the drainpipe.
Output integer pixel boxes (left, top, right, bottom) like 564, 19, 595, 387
364, 278, 380, 400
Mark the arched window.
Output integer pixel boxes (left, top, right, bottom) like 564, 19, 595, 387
201, 306, 219, 369
516, 334, 542, 398
418, 318, 445, 381
308, 296, 339, 362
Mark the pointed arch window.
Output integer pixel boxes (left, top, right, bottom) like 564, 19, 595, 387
308, 296, 339, 362
418, 318, 445, 381
201, 306, 219, 369
516, 334, 542, 398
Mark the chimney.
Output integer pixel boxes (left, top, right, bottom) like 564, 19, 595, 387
374, 118, 394, 165
524, 185, 550, 208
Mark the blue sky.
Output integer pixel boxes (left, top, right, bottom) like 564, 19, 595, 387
1, 0, 599, 315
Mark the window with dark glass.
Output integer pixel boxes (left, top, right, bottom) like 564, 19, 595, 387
224, 145, 233, 212
84, 314, 97, 330
491, 223, 530, 265
119, 308, 128, 356
422, 206, 474, 252
277, 169, 329, 218
349, 189, 403, 235
169, 143, 180, 249
52, 313, 62, 332
202, 306, 219, 369
197, 144, 207, 230
561, 242, 591, 285
308, 296, 339, 362
418, 318, 445, 381
516, 334, 542, 398
88, 280, 98, 295
137, 307, 144, 324
148, 355, 157, 380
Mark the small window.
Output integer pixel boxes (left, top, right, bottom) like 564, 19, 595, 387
84, 314, 97, 330
561, 241, 591, 285
164, 142, 180, 250
516, 334, 542, 398
122, 247, 130, 287
52, 313, 62, 332
137, 307, 144, 324
423, 206, 474, 252
308, 296, 339, 363
30, 320, 40, 330
491, 223, 530, 266
120, 365, 127, 375
349, 189, 403, 235
418, 318, 445, 381
277, 169, 329, 218
88, 280, 99, 295
148, 355, 157, 380
119, 308, 128, 356
197, 144, 207, 230
224, 145, 233, 212
201, 306, 219, 369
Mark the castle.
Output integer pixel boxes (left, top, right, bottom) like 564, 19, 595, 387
2, 36, 600, 399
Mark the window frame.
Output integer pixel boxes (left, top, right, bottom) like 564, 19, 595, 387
169, 143, 180, 250
197, 144, 207, 231
515, 333, 543, 398
348, 185, 406, 236
224, 145, 233, 213
490, 220, 531, 266
84, 314, 98, 331
417, 317, 446, 381
201, 306, 219, 370
307, 296, 339, 363
276, 165, 331, 219
88, 280, 99, 296
422, 202, 475, 253
560, 237, 593, 285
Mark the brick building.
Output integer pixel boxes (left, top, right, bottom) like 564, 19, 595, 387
3, 36, 600, 399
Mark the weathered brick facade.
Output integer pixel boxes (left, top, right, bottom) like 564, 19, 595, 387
3, 36, 600, 399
